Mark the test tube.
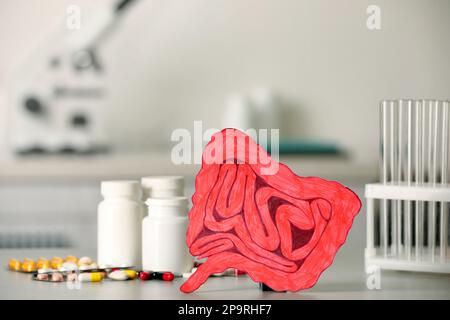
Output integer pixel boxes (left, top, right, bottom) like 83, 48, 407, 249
405, 100, 413, 260
380, 101, 389, 257
428, 101, 439, 262
440, 101, 449, 262
421, 100, 428, 258
390, 100, 398, 256
415, 100, 423, 260
397, 100, 404, 254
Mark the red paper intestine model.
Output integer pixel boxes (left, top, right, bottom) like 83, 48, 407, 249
181, 129, 361, 293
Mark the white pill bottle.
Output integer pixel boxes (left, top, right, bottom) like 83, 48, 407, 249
97, 181, 144, 269
141, 176, 185, 199
142, 197, 193, 274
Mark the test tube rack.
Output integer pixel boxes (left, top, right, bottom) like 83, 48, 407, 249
365, 100, 450, 273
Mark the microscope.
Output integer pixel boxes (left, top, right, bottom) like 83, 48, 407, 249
8, 0, 138, 155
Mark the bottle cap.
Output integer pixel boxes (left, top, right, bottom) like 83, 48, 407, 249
101, 180, 141, 198
146, 196, 188, 207
141, 176, 185, 190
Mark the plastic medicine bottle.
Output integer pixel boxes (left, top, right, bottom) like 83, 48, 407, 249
141, 176, 184, 199
98, 180, 144, 269
142, 197, 193, 274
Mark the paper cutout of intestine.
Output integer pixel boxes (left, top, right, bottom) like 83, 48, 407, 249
180, 128, 361, 293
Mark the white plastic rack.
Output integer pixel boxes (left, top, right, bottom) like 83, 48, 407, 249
365, 99, 450, 273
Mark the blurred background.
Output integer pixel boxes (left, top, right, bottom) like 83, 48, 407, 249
0, 0, 449, 251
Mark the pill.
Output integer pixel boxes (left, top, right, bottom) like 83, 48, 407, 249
61, 262, 78, 272
21, 261, 37, 272
124, 270, 137, 280
78, 272, 104, 282
162, 272, 174, 281
51, 273, 64, 282
37, 259, 50, 269
79, 263, 99, 271
108, 270, 129, 281
65, 255, 78, 263
139, 271, 151, 281
66, 273, 78, 282
182, 267, 197, 278
77, 256, 93, 266
151, 272, 174, 281
37, 273, 49, 281
51, 257, 64, 269
38, 268, 53, 274
8, 259, 21, 271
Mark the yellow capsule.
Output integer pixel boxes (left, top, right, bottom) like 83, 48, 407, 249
21, 261, 37, 273
37, 259, 50, 269
78, 272, 104, 282
8, 259, 21, 271
65, 255, 78, 263
124, 270, 137, 280
51, 257, 64, 269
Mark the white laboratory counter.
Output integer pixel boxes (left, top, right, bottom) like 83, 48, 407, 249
1, 246, 449, 300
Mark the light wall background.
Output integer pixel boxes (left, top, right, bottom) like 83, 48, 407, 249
0, 0, 449, 164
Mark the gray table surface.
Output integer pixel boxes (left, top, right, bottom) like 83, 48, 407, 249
1, 246, 450, 300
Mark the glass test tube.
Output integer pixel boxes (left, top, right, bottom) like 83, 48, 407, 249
440, 101, 449, 262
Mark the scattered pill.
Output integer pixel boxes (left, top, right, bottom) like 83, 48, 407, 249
51, 273, 64, 282
66, 273, 78, 282
78, 262, 99, 271
65, 255, 78, 263
61, 262, 78, 272
37, 259, 50, 269
21, 261, 37, 273
162, 272, 174, 281
138, 271, 174, 281
139, 271, 151, 281
37, 273, 49, 281
79, 264, 91, 271
108, 270, 129, 281
124, 270, 137, 280
51, 257, 64, 269
8, 259, 21, 271
78, 272, 104, 282
152, 272, 174, 281
182, 267, 197, 278
78, 256, 93, 266
38, 268, 53, 274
